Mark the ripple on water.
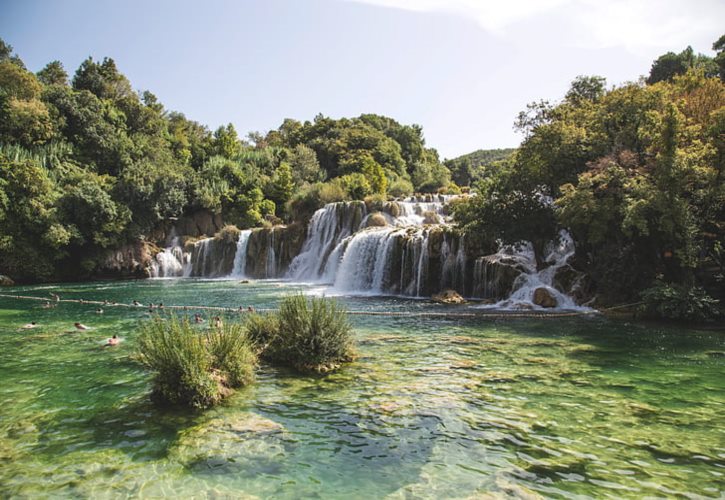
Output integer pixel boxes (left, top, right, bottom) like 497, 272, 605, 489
0, 280, 723, 498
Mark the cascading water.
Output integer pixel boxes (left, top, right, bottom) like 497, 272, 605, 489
150, 193, 587, 308
476, 230, 585, 310
231, 230, 252, 278
149, 231, 190, 278
287, 201, 366, 281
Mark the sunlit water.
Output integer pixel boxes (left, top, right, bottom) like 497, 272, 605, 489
0, 279, 723, 498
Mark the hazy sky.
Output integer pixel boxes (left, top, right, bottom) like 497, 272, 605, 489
1, 0, 722, 158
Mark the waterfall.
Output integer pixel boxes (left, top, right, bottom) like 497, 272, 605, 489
231, 230, 252, 278
287, 201, 366, 281
149, 232, 190, 278
265, 228, 277, 278
477, 230, 584, 310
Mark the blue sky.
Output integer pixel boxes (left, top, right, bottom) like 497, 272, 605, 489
1, 0, 722, 158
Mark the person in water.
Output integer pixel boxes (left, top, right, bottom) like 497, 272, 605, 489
213, 316, 223, 328
132, 300, 141, 306
22, 322, 38, 329
105, 334, 119, 346
74, 322, 90, 330
96, 308, 103, 314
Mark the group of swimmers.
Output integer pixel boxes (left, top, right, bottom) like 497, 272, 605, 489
20, 321, 119, 347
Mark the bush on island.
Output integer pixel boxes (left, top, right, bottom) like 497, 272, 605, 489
245, 295, 356, 373
136, 315, 256, 408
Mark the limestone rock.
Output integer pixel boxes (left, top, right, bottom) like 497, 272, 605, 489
432, 289, 467, 304
533, 287, 558, 308
96, 240, 154, 278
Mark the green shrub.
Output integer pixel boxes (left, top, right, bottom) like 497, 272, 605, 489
136, 315, 256, 408
251, 295, 355, 373
640, 280, 721, 322
215, 224, 241, 244
388, 177, 414, 198
244, 312, 279, 351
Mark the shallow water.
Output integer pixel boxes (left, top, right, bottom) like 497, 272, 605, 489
0, 279, 723, 498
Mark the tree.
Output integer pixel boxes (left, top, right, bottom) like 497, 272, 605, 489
212, 123, 242, 158
72, 57, 133, 102
714, 34, 725, 80
565, 75, 606, 104
288, 144, 324, 185
37, 61, 68, 86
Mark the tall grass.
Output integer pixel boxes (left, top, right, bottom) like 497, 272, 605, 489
136, 315, 256, 408
248, 295, 355, 373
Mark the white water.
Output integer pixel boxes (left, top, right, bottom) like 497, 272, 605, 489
231, 230, 252, 278
287, 202, 366, 281
149, 232, 190, 278
477, 230, 587, 311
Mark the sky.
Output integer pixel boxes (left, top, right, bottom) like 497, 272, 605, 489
1, 0, 722, 159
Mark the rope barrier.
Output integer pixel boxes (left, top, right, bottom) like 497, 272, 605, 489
0, 293, 600, 320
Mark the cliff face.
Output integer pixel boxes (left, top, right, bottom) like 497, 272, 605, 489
245, 223, 306, 279
96, 240, 157, 278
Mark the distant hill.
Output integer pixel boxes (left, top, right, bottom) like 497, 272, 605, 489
444, 148, 516, 186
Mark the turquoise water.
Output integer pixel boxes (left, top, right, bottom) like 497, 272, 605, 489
0, 279, 723, 498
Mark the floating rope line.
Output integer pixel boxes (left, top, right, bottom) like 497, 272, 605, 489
0, 293, 600, 319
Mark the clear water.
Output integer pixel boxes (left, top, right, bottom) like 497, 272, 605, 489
0, 279, 723, 498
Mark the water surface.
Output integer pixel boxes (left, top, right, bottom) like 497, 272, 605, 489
1, 279, 723, 498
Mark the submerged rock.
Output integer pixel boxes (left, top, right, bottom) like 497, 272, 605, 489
431, 289, 466, 304
533, 287, 557, 308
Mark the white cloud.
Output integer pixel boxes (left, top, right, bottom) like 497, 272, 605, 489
345, 0, 724, 52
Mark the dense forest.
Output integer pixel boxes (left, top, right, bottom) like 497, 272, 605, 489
1, 35, 723, 318
453, 36, 725, 316
0, 38, 451, 282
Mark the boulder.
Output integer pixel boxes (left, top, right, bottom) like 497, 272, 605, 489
432, 289, 467, 304
533, 287, 557, 308
0, 275, 14, 286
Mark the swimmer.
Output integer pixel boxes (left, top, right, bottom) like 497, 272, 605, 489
74, 322, 90, 330
213, 316, 223, 328
132, 300, 141, 306
158, 302, 164, 309
105, 334, 120, 346
50, 293, 60, 302
194, 314, 204, 324
247, 306, 255, 313
96, 308, 104, 314
41, 301, 53, 309
21, 322, 38, 329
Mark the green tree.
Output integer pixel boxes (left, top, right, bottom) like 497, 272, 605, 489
37, 61, 68, 86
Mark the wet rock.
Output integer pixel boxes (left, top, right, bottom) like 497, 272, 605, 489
0, 274, 14, 286
432, 289, 467, 304
533, 287, 557, 308
553, 264, 594, 305
473, 254, 528, 300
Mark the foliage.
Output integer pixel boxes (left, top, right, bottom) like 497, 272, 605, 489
136, 315, 256, 408
444, 148, 516, 186
454, 37, 725, 305
246, 295, 355, 373
0, 37, 459, 282
640, 279, 720, 322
